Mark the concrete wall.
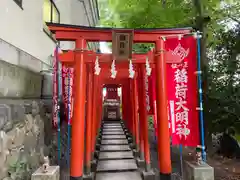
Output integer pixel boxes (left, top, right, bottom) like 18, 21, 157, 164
71, 0, 93, 26
0, 0, 99, 99
0, 59, 42, 98
0, 0, 99, 68
0, 0, 54, 98
55, 0, 99, 26
56, 0, 100, 50
0, 0, 55, 66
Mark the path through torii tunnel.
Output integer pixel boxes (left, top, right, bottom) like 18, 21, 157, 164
48, 23, 201, 180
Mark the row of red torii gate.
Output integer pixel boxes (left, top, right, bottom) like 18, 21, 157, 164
47, 23, 204, 180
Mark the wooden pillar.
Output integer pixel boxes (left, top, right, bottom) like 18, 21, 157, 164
95, 84, 99, 129
91, 75, 98, 157
127, 81, 133, 133
97, 84, 102, 129
122, 83, 129, 128
152, 69, 158, 139
155, 40, 172, 179
133, 77, 140, 151
139, 65, 151, 171
70, 38, 87, 179
85, 64, 93, 175
130, 80, 136, 139
99, 86, 103, 124
122, 84, 126, 122
137, 67, 145, 160
121, 88, 126, 121
96, 80, 101, 139
127, 80, 133, 134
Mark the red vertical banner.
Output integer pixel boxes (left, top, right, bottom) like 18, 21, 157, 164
146, 74, 154, 115
165, 36, 199, 147
68, 68, 74, 125
145, 75, 150, 113
62, 65, 68, 121
52, 48, 58, 128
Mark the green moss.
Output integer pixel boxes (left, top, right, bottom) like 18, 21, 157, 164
8, 160, 30, 180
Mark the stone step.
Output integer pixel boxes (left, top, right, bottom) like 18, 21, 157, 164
102, 128, 124, 132
99, 151, 134, 160
97, 159, 138, 172
101, 139, 128, 145
103, 127, 123, 130
102, 135, 126, 139
102, 131, 125, 135
103, 125, 122, 129
103, 123, 121, 126
103, 124, 121, 126
100, 145, 131, 152
96, 171, 141, 180
103, 128, 124, 131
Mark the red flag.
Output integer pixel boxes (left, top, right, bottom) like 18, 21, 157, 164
52, 48, 58, 128
165, 51, 182, 63
166, 36, 200, 147
62, 65, 68, 122
68, 68, 74, 125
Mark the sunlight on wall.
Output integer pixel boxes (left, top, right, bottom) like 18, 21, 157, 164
43, 0, 51, 23
42, 0, 60, 40
43, 0, 59, 28
52, 5, 59, 23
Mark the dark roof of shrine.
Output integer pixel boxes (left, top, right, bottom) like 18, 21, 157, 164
46, 22, 193, 33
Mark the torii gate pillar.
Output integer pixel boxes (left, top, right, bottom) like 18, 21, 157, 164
155, 39, 171, 179
70, 38, 87, 180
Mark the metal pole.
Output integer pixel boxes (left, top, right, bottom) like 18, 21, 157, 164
196, 32, 206, 161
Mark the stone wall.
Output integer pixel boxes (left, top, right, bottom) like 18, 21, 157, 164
0, 60, 42, 98
0, 100, 53, 180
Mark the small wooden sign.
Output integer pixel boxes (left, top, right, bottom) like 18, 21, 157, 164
112, 30, 133, 61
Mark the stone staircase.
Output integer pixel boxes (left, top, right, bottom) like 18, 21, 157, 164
95, 120, 142, 180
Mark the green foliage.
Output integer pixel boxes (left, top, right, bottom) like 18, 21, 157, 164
99, 0, 239, 50
98, 0, 240, 133
206, 26, 240, 133
99, 0, 194, 28
98, 1, 238, 30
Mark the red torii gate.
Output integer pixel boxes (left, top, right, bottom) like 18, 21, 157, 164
47, 23, 191, 180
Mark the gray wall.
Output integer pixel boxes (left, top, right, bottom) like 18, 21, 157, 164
0, 60, 42, 98
0, 0, 55, 65
56, 0, 100, 51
